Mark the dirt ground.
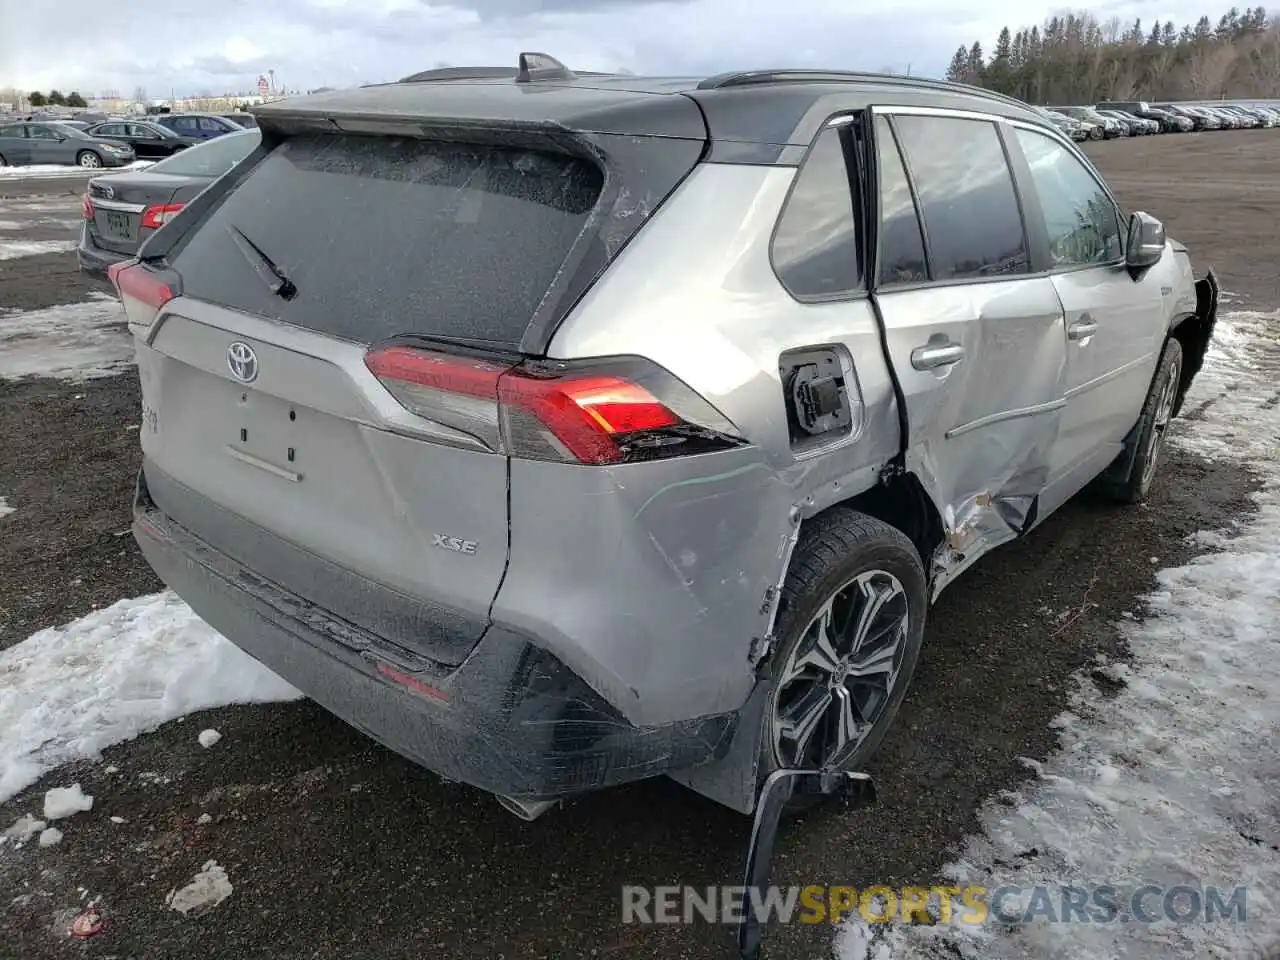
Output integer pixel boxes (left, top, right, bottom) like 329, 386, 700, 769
0, 131, 1273, 960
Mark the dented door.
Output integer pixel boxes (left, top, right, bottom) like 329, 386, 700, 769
869, 108, 1069, 591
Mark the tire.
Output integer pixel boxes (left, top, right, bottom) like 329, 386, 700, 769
1089, 127, 1103, 141
0, 153, 7, 166
757, 509, 927, 810
1101, 337, 1184, 504
77, 150, 103, 168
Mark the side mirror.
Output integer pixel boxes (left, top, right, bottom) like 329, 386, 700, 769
1126, 211, 1165, 273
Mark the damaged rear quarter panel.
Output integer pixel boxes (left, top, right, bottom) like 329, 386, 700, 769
497, 163, 901, 729
494, 449, 794, 728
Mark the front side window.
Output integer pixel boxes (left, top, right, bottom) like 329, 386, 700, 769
1013, 127, 1123, 267
771, 125, 862, 299
892, 115, 1029, 281
874, 117, 928, 285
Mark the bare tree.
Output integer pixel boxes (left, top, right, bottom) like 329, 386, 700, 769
1187, 41, 1237, 95
1244, 27, 1280, 94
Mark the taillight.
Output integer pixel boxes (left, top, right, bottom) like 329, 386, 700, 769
141, 203, 185, 230
364, 346, 743, 465
109, 260, 177, 327
82, 194, 94, 220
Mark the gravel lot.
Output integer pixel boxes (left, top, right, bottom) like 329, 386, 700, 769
0, 132, 1272, 959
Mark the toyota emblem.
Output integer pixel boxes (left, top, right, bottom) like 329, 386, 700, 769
227, 341, 259, 383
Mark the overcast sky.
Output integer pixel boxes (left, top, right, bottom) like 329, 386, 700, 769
0, 0, 1221, 97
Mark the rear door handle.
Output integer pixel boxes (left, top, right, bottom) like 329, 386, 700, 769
1067, 315, 1098, 341
911, 341, 966, 371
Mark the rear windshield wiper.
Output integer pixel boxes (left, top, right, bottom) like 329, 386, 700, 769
227, 224, 297, 301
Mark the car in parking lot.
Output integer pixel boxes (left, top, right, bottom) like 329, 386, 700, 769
79, 128, 259, 279
113, 56, 1219, 821
1037, 106, 1092, 140
1159, 104, 1219, 130
219, 112, 258, 128
0, 120, 136, 168
1095, 109, 1156, 135
1098, 101, 1188, 132
153, 112, 246, 140
1056, 105, 1124, 138
83, 120, 201, 158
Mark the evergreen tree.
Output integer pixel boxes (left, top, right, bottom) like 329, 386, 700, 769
967, 41, 985, 83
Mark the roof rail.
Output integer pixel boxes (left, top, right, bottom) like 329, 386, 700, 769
696, 69, 1031, 110
399, 66, 518, 83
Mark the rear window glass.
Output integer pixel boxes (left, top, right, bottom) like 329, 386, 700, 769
150, 129, 259, 176
172, 134, 603, 347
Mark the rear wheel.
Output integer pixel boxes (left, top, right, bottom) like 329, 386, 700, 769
0, 153, 7, 166
77, 151, 103, 169
1102, 337, 1183, 504
759, 510, 926, 809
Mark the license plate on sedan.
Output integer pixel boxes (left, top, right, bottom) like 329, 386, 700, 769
100, 211, 135, 241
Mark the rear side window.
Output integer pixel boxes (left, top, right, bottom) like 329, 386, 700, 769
172, 134, 603, 347
892, 116, 1029, 281
874, 117, 928, 285
771, 125, 862, 299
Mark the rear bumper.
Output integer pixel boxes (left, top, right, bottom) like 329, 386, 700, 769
77, 224, 129, 281
132, 470, 736, 801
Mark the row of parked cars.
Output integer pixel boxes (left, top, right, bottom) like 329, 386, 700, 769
0, 112, 257, 169
1037, 100, 1280, 140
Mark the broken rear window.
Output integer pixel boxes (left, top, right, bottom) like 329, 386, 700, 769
171, 133, 603, 347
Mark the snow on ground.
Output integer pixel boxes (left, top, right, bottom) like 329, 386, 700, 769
0, 497, 13, 520
198, 729, 222, 749
0, 218, 81, 232
166, 860, 233, 916
839, 309, 1280, 959
0, 592, 300, 804
0, 160, 153, 180
0, 295, 135, 381
43, 784, 93, 820
0, 239, 77, 259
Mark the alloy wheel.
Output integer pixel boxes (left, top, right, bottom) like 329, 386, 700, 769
771, 570, 909, 770
1142, 354, 1183, 487
79, 152, 102, 168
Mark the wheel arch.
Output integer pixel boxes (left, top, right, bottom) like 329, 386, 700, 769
796, 470, 946, 593
1169, 272, 1220, 418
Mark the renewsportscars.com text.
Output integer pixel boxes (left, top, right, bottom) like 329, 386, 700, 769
621, 884, 1249, 926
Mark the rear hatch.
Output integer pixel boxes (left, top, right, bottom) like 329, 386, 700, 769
88, 172, 208, 256
131, 115, 705, 666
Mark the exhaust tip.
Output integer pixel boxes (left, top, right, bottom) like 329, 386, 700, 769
496, 794, 558, 822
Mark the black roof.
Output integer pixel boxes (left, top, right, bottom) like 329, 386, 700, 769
254, 52, 1044, 153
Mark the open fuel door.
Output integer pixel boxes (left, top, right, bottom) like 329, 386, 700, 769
864, 107, 1069, 592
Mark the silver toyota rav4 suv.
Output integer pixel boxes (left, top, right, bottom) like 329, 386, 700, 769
113, 55, 1218, 820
